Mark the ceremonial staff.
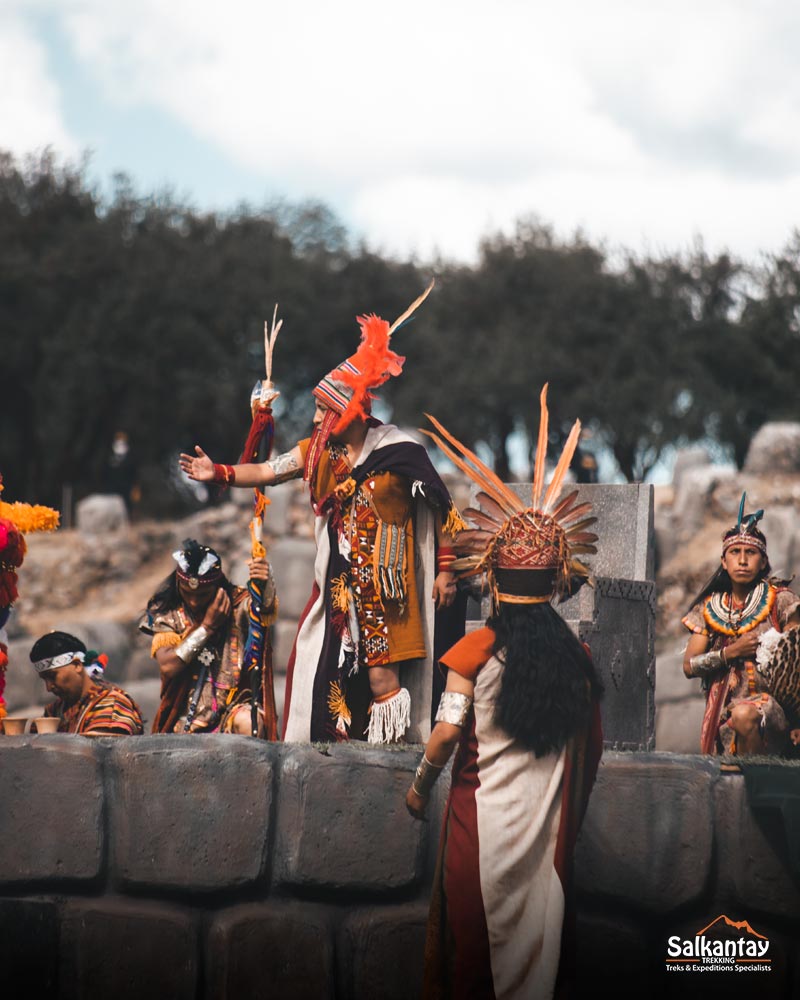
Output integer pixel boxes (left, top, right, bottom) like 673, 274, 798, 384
240, 306, 282, 739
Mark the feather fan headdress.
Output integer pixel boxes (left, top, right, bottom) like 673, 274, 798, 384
421, 385, 598, 608
312, 280, 435, 434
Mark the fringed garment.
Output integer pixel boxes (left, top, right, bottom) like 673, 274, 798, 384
423, 627, 602, 1000
282, 421, 466, 743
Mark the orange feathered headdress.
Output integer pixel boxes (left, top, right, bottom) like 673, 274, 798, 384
312, 280, 434, 434
421, 385, 598, 608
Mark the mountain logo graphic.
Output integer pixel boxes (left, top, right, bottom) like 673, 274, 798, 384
695, 915, 767, 939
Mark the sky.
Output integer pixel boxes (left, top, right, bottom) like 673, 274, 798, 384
4, 0, 800, 265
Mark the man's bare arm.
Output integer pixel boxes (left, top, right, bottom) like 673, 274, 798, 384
179, 445, 303, 487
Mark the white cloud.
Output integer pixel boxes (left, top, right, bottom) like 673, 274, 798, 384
6, 0, 800, 261
0, 9, 78, 159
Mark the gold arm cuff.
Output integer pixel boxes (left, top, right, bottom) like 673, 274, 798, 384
411, 754, 444, 799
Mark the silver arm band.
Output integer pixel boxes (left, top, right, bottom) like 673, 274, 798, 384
435, 691, 473, 727
268, 451, 302, 485
411, 754, 444, 799
688, 650, 725, 677
175, 625, 211, 664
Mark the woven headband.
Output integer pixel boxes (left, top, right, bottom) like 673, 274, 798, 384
32, 650, 85, 675
722, 532, 767, 557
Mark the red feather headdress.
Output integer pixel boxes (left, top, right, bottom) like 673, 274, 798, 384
312, 281, 434, 434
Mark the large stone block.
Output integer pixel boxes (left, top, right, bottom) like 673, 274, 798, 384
714, 776, 800, 920
655, 697, 706, 756
75, 493, 129, 534
744, 421, 800, 475
2, 635, 44, 710
0, 898, 59, 993
337, 903, 429, 1000
0, 739, 103, 884
273, 618, 299, 673
506, 482, 654, 581
107, 736, 274, 892
575, 752, 716, 913
206, 902, 335, 1000
60, 899, 198, 1000
274, 744, 426, 892
266, 537, 317, 619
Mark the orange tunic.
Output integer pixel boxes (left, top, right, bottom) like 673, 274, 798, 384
298, 437, 426, 664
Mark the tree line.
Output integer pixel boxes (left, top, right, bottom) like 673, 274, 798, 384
1, 150, 798, 513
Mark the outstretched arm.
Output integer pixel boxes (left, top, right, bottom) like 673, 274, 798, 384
179, 444, 303, 488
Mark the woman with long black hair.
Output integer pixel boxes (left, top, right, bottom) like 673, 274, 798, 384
406, 388, 603, 1000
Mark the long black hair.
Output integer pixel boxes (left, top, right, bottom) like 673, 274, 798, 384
488, 602, 602, 758
687, 525, 772, 610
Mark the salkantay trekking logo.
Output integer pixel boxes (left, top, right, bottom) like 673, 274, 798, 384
665, 915, 772, 974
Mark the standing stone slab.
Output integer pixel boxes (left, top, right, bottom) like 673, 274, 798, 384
107, 736, 274, 892
267, 537, 318, 619
206, 902, 335, 1000
714, 776, 800, 920
60, 898, 198, 1000
337, 902, 430, 1000
562, 578, 656, 750
274, 744, 426, 892
506, 482, 654, 581
0, 898, 59, 993
574, 753, 716, 913
0, 739, 103, 884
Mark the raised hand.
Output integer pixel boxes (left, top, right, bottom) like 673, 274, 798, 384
248, 557, 270, 581
202, 588, 231, 631
179, 445, 215, 483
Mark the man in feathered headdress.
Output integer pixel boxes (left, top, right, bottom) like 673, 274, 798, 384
139, 539, 278, 736
180, 284, 466, 744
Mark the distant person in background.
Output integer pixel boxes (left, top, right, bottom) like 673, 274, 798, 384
29, 630, 144, 735
574, 428, 598, 484
682, 494, 800, 756
139, 539, 278, 737
104, 430, 140, 512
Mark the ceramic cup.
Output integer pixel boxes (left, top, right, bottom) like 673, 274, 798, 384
32, 717, 60, 734
2, 717, 29, 735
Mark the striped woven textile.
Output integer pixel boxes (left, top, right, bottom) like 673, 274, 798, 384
45, 679, 144, 735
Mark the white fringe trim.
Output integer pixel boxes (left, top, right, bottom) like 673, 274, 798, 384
366, 687, 411, 744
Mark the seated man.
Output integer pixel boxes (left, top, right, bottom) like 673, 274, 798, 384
29, 630, 144, 735
139, 539, 278, 736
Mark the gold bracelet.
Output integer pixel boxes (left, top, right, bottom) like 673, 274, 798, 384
411, 754, 444, 799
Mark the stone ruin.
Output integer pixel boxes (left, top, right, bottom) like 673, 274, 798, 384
2, 447, 800, 997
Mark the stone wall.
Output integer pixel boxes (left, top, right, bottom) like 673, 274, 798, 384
1, 739, 798, 999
